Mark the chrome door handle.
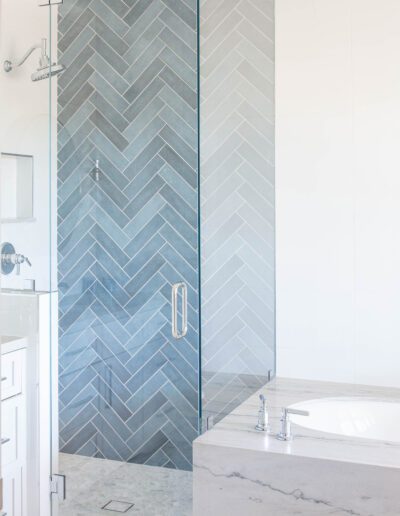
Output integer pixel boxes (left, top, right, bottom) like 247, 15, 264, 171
172, 282, 188, 339
0, 438, 10, 445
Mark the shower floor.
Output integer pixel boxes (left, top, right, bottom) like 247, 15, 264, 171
58, 453, 192, 516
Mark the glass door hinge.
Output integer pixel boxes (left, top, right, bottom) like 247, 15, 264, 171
50, 474, 66, 501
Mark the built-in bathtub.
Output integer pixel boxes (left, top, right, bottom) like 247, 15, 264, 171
290, 397, 400, 443
193, 377, 400, 516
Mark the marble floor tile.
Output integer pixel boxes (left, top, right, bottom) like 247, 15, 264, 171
58, 453, 193, 516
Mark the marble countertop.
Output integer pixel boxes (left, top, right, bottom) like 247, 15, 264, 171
195, 377, 400, 470
1, 335, 28, 354
1, 289, 52, 296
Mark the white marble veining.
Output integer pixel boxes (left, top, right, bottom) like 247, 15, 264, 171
58, 453, 192, 516
193, 377, 400, 516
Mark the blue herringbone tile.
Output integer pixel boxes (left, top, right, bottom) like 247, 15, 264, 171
124, 234, 165, 278
159, 184, 197, 227
123, 214, 164, 256
62, 422, 97, 455
58, 0, 199, 468
123, 156, 164, 195
92, 413, 132, 459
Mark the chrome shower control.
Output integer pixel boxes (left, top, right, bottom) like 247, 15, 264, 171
1, 242, 32, 275
91, 159, 101, 182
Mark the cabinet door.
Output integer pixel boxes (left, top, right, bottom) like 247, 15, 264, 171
1, 351, 23, 401
1, 395, 25, 516
2, 397, 19, 467
2, 464, 23, 516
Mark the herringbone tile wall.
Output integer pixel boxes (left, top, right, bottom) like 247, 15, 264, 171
200, 0, 275, 423
57, 0, 199, 470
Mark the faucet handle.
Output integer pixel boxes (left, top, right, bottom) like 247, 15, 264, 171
284, 407, 309, 417
14, 254, 32, 275
255, 393, 270, 432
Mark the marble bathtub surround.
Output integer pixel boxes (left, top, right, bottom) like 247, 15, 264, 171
193, 377, 400, 515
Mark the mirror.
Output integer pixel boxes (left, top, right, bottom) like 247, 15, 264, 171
0, 152, 34, 222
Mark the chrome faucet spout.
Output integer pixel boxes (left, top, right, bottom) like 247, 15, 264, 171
276, 407, 309, 441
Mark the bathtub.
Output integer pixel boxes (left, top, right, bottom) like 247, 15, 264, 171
290, 397, 400, 442
194, 378, 400, 516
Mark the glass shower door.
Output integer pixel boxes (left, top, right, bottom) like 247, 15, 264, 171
55, 0, 200, 512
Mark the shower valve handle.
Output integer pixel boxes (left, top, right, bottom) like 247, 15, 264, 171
3, 253, 32, 275
15, 254, 32, 275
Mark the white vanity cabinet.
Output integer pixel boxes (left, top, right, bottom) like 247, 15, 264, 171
0, 293, 58, 516
1, 345, 27, 516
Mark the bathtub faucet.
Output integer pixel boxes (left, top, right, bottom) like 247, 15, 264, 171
276, 407, 309, 441
255, 394, 270, 432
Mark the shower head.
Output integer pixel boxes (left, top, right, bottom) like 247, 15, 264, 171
31, 63, 65, 82
3, 38, 65, 81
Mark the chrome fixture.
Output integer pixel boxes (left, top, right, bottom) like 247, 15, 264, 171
276, 407, 309, 441
255, 394, 270, 432
50, 474, 66, 502
172, 282, 188, 339
3, 38, 65, 81
91, 159, 101, 182
1, 242, 32, 276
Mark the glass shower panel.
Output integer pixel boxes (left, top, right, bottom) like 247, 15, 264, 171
0, 1, 55, 515
200, 0, 275, 425
57, 0, 200, 484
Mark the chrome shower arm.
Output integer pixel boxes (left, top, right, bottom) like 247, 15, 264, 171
4, 39, 46, 72
12, 44, 41, 68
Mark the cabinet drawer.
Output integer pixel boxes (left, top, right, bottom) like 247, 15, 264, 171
1, 350, 24, 401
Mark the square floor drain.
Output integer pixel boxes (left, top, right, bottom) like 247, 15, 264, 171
102, 500, 135, 513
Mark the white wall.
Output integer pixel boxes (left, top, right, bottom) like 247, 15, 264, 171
276, 0, 400, 387
0, 0, 57, 292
